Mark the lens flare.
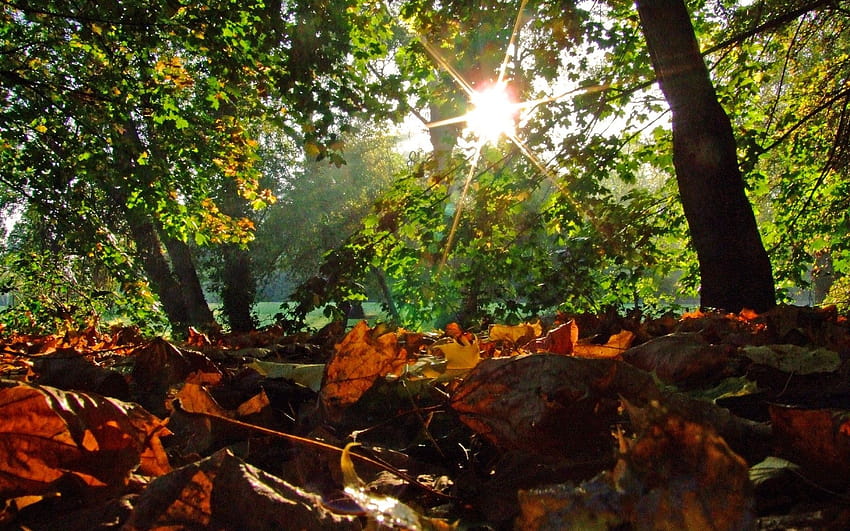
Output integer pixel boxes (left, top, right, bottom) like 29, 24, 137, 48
465, 83, 517, 142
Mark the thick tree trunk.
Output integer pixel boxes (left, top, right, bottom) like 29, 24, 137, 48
220, 245, 256, 332
636, 0, 776, 313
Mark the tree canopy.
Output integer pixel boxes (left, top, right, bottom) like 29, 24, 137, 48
1, 0, 848, 334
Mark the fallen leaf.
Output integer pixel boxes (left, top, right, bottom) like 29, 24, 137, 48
431, 334, 481, 370
451, 354, 660, 453
488, 322, 542, 345
769, 405, 850, 488
573, 329, 635, 359
0, 380, 171, 498
622, 332, 736, 387
741, 344, 841, 374
320, 321, 406, 420
528, 320, 578, 355
32, 351, 130, 400
624, 411, 755, 530
248, 360, 325, 391
131, 339, 221, 415
124, 449, 359, 530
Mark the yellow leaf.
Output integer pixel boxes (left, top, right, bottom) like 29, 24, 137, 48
488, 322, 541, 345
340, 442, 364, 488
432, 336, 480, 370
34, 124, 47, 133
573, 329, 636, 359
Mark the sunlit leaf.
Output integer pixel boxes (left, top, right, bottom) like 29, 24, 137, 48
741, 344, 840, 375
488, 322, 542, 345
320, 321, 407, 420
430, 334, 480, 370
0, 380, 171, 498
248, 360, 325, 391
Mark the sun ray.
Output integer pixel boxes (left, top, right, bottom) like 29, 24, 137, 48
497, 0, 528, 84
394, 0, 614, 271
439, 142, 485, 268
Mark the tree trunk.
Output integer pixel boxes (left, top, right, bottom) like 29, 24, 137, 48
162, 236, 217, 328
220, 244, 256, 332
114, 120, 216, 333
636, 0, 776, 313
121, 206, 191, 332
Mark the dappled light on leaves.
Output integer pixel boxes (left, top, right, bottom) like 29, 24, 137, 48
1, 306, 850, 528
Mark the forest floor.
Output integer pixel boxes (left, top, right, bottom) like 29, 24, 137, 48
1, 305, 849, 529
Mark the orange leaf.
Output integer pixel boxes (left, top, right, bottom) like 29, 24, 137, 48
124, 449, 358, 530
529, 321, 578, 355
770, 405, 850, 488
0, 381, 171, 498
573, 329, 635, 359
320, 321, 405, 420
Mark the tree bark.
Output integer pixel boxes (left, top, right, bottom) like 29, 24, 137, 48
114, 120, 216, 333
121, 206, 191, 332
162, 236, 217, 328
636, 0, 776, 313
220, 244, 256, 332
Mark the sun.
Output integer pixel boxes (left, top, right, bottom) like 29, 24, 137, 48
464, 82, 518, 142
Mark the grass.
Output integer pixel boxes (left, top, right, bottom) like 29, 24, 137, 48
210, 301, 387, 330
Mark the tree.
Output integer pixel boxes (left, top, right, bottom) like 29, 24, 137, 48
0, 0, 395, 334
635, 0, 776, 313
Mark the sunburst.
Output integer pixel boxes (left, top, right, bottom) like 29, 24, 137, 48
407, 0, 607, 268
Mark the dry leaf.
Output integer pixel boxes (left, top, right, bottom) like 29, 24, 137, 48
320, 321, 406, 420
125, 449, 359, 530
624, 412, 754, 530
248, 360, 325, 391
741, 344, 841, 374
528, 321, 578, 355
431, 335, 481, 370
488, 322, 542, 345
573, 329, 635, 359
451, 354, 660, 453
622, 332, 735, 387
769, 405, 850, 488
0, 381, 171, 498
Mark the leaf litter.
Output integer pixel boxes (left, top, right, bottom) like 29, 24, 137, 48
1, 305, 849, 529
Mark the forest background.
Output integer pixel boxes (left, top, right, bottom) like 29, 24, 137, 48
0, 0, 848, 337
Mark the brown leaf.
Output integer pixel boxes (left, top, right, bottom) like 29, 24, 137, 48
528, 320, 578, 355
573, 329, 635, 359
32, 351, 130, 400
769, 405, 850, 488
516, 409, 754, 530
624, 412, 754, 530
0, 381, 170, 498
622, 332, 735, 386
124, 449, 360, 530
131, 339, 221, 415
451, 354, 660, 453
320, 321, 406, 420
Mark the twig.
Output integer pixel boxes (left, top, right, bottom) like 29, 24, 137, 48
170, 399, 457, 500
